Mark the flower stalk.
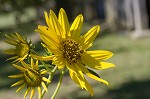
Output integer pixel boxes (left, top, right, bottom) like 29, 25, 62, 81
39, 66, 58, 99
51, 69, 65, 99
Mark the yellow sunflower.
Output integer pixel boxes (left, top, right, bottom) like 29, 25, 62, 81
31, 8, 115, 95
4, 32, 32, 63
9, 58, 50, 99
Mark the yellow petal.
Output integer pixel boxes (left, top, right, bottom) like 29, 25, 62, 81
12, 58, 22, 63
30, 54, 54, 60
86, 50, 113, 60
30, 88, 35, 99
81, 52, 99, 67
10, 33, 18, 39
35, 59, 39, 70
66, 62, 77, 74
31, 58, 34, 68
16, 83, 26, 92
42, 77, 51, 83
74, 63, 84, 78
24, 87, 30, 99
9, 74, 23, 78
13, 64, 26, 71
41, 43, 51, 52
5, 34, 19, 43
4, 49, 16, 55
57, 64, 65, 70
69, 70, 84, 89
44, 11, 51, 27
58, 8, 70, 38
40, 42, 61, 55
73, 63, 85, 88
49, 10, 63, 37
72, 64, 85, 88
4, 40, 16, 45
66, 62, 87, 89
11, 80, 24, 87
82, 25, 100, 50
37, 25, 60, 47
52, 55, 65, 69
83, 78, 94, 96
20, 54, 28, 60
95, 62, 115, 69
30, 58, 38, 70
15, 32, 26, 43
79, 63, 109, 85
40, 35, 59, 52
70, 14, 83, 40
6, 56, 18, 61
69, 69, 94, 95
38, 86, 42, 98
41, 82, 48, 92
41, 70, 48, 75
21, 61, 30, 69
82, 51, 114, 70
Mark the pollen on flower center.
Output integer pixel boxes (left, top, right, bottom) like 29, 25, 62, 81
62, 39, 84, 64
16, 43, 29, 58
24, 69, 42, 87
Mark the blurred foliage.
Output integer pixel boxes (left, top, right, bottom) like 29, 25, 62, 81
0, 0, 46, 13
0, 0, 78, 28
0, 0, 45, 29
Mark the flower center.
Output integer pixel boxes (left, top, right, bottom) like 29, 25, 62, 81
24, 69, 42, 87
62, 39, 84, 64
16, 43, 29, 58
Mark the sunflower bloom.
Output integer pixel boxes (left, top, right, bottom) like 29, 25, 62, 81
4, 33, 32, 63
31, 8, 115, 95
9, 58, 50, 99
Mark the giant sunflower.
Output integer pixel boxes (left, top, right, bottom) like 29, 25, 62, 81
4, 33, 32, 63
31, 8, 115, 95
9, 58, 50, 99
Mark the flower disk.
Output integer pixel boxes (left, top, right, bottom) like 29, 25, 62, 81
62, 39, 83, 64
4, 33, 32, 63
24, 69, 42, 87
16, 43, 29, 58
9, 58, 50, 99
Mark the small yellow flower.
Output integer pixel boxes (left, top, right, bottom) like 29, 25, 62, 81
9, 58, 50, 99
4, 33, 32, 63
31, 8, 115, 95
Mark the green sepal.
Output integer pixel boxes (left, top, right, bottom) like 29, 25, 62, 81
87, 68, 101, 78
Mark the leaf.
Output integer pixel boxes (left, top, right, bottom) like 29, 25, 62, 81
87, 68, 101, 78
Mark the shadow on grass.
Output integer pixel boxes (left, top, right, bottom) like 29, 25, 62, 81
71, 79, 150, 99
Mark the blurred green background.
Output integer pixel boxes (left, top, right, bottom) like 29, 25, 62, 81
0, 0, 150, 99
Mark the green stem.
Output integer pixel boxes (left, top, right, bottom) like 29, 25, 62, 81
51, 70, 65, 99
39, 66, 58, 99
40, 60, 52, 72
38, 64, 52, 68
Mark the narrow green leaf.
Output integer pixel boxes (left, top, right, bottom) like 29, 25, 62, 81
87, 68, 101, 78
